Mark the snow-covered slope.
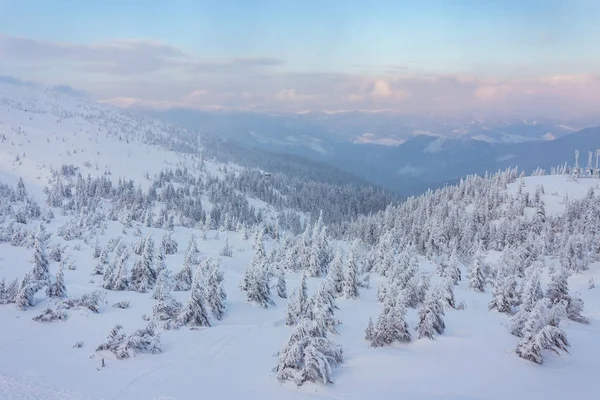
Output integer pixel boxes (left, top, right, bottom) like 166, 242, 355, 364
1, 81, 599, 400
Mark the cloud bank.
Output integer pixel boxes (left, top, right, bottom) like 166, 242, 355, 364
1, 34, 599, 117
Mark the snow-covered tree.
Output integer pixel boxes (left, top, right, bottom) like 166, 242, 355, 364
245, 257, 274, 308
343, 244, 359, 299
416, 291, 445, 339
46, 263, 67, 299
364, 317, 375, 341
276, 318, 343, 386
31, 225, 50, 283
276, 268, 287, 299
285, 288, 300, 326
468, 244, 487, 292
515, 299, 569, 364
326, 246, 344, 296
488, 264, 518, 314
173, 260, 193, 291
16, 280, 42, 310
176, 266, 211, 328
160, 232, 178, 255
546, 266, 589, 324
311, 281, 340, 335
206, 259, 226, 320
130, 234, 156, 292
92, 247, 109, 275
370, 288, 411, 346
219, 237, 233, 257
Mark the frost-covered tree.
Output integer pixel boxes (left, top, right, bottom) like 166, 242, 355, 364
31, 225, 50, 283
468, 244, 487, 292
206, 259, 226, 320
364, 317, 375, 341
546, 266, 589, 324
46, 263, 67, 299
152, 269, 173, 301
416, 291, 445, 339
276, 268, 287, 299
130, 234, 156, 292
488, 264, 518, 314
160, 232, 178, 255
439, 278, 456, 309
285, 288, 299, 326
515, 299, 569, 364
219, 238, 233, 257
326, 246, 344, 296
343, 244, 359, 299
370, 288, 411, 347
173, 260, 193, 291
245, 257, 274, 308
16, 280, 42, 310
311, 281, 340, 335
276, 318, 343, 386
92, 247, 109, 275
176, 266, 211, 328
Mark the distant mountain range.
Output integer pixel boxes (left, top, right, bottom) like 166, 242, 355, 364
141, 108, 600, 196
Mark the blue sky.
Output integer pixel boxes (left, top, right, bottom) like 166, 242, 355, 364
1, 0, 599, 114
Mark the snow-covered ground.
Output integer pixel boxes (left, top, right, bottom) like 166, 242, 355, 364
1, 82, 599, 400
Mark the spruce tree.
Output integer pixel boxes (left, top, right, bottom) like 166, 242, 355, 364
276, 268, 287, 299
326, 246, 344, 296
468, 246, 487, 293
343, 244, 359, 299
46, 263, 67, 299
31, 225, 50, 283
177, 266, 211, 328
416, 291, 446, 340
206, 259, 226, 320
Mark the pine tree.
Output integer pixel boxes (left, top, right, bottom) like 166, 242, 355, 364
285, 288, 300, 326
160, 232, 178, 255
416, 291, 445, 340
276, 319, 343, 386
219, 238, 233, 257
152, 269, 173, 301
31, 225, 50, 283
468, 245, 486, 292
298, 274, 309, 316
370, 289, 411, 347
92, 247, 109, 275
46, 263, 67, 299
343, 244, 359, 299
488, 265, 518, 314
173, 261, 193, 291
4, 278, 19, 303
515, 299, 570, 364
206, 259, 226, 320
130, 235, 156, 292
0, 278, 6, 304
311, 282, 340, 335
440, 278, 456, 309
327, 246, 344, 296
245, 257, 274, 308
16, 280, 42, 310
176, 265, 211, 328
276, 268, 287, 299
364, 317, 375, 341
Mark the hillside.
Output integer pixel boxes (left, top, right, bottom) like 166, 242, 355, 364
0, 83, 599, 400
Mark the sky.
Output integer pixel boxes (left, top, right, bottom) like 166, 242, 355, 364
1, 0, 599, 116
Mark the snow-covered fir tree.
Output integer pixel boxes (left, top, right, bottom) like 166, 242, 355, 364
276, 268, 287, 299
176, 265, 211, 328
31, 224, 51, 283
173, 260, 193, 291
515, 298, 569, 364
130, 234, 156, 292
327, 246, 344, 296
276, 318, 343, 386
416, 290, 446, 340
206, 258, 226, 320
370, 287, 411, 347
468, 243, 487, 293
46, 263, 67, 299
343, 243, 359, 299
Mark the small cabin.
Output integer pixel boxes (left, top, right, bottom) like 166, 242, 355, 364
263, 172, 272, 181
